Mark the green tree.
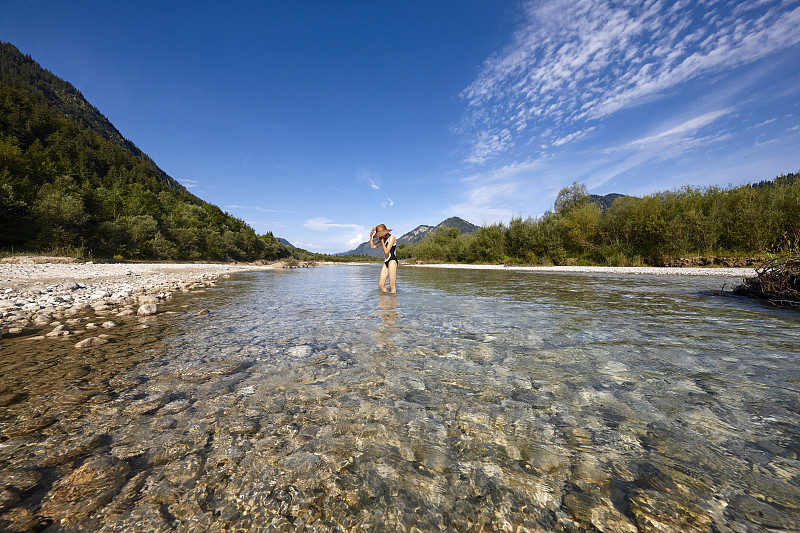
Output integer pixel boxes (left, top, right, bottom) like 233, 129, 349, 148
554, 181, 589, 214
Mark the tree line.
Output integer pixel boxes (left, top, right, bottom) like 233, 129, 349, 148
397, 174, 800, 266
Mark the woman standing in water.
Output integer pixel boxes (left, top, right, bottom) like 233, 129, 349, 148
370, 224, 397, 293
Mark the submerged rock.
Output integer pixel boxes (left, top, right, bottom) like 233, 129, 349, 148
75, 336, 108, 349
40, 455, 130, 524
45, 324, 70, 337
137, 303, 158, 316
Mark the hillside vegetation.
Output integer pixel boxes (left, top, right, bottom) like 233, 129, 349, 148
0, 42, 291, 261
398, 176, 800, 266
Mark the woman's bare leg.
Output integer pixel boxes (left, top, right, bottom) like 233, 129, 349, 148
379, 264, 389, 292
388, 260, 397, 293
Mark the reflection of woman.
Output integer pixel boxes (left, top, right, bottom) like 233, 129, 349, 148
370, 223, 397, 293
377, 292, 398, 346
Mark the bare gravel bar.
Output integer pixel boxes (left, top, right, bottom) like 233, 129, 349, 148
409, 263, 756, 277
0, 262, 276, 339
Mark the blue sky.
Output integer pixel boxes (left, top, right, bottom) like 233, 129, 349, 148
3, 1, 799, 253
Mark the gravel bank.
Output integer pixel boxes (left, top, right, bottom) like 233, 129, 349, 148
408, 263, 756, 277
0, 262, 276, 340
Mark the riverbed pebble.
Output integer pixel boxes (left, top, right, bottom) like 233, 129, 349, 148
74, 337, 108, 349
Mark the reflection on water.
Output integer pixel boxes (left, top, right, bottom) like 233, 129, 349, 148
377, 293, 399, 348
1, 265, 799, 532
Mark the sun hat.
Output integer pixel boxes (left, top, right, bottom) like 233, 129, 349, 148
374, 224, 392, 238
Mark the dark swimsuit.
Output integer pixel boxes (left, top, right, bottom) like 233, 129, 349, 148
384, 243, 398, 267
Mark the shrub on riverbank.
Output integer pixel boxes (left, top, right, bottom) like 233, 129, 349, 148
397, 173, 799, 266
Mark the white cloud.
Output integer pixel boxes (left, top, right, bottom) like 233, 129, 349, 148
224, 205, 293, 213
626, 108, 733, 148
357, 169, 381, 190
459, 0, 800, 164
446, 180, 519, 223
552, 126, 596, 147
181, 179, 199, 188
381, 197, 394, 208
303, 218, 363, 232
347, 233, 364, 246
466, 128, 513, 164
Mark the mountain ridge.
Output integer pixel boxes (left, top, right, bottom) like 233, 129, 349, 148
0, 41, 291, 261
0, 42, 184, 192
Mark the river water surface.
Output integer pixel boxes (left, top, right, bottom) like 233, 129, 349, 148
1, 265, 799, 532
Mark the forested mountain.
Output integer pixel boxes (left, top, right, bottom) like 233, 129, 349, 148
340, 217, 478, 257
0, 42, 291, 261
589, 193, 626, 211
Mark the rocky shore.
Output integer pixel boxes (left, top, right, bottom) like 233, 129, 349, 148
0, 261, 277, 343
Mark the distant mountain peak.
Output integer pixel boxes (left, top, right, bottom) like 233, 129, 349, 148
338, 217, 479, 257
589, 193, 626, 210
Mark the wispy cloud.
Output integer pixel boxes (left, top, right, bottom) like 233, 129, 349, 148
381, 197, 394, 208
357, 169, 381, 190
466, 128, 513, 164
459, 0, 800, 163
303, 218, 363, 232
446, 180, 519, 223
302, 218, 368, 252
552, 126, 596, 147
626, 108, 733, 148
224, 205, 294, 213
181, 179, 200, 189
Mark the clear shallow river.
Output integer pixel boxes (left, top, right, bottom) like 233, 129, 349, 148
1, 265, 799, 532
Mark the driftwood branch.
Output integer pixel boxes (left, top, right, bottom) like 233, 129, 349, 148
734, 232, 800, 307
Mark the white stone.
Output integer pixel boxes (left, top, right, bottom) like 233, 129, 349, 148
137, 304, 158, 316
74, 336, 107, 348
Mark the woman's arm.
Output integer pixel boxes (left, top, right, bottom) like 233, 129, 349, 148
369, 228, 378, 249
